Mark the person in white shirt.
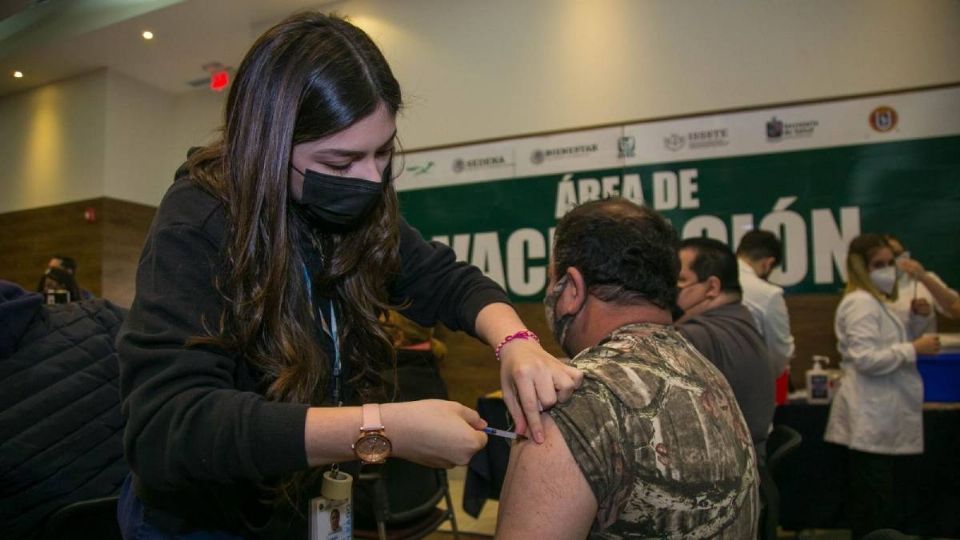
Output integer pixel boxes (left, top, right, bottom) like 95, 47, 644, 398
736, 230, 795, 377
884, 235, 958, 339
824, 234, 940, 539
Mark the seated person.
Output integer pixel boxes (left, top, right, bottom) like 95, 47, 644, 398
736, 229, 795, 377
382, 309, 448, 360
0, 280, 128, 538
36, 266, 82, 303
38, 254, 94, 300
496, 199, 757, 539
674, 237, 776, 462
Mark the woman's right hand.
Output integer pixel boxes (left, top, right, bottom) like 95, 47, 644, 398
913, 334, 941, 356
381, 399, 488, 468
897, 257, 926, 279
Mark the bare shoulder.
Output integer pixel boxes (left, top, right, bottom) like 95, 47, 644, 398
496, 414, 597, 540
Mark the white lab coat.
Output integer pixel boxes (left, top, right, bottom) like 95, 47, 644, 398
739, 259, 795, 376
824, 289, 923, 454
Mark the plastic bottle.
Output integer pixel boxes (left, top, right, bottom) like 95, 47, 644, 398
806, 355, 831, 404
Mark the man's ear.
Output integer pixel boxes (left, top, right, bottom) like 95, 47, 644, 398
557, 267, 587, 316
762, 257, 777, 278
704, 275, 723, 298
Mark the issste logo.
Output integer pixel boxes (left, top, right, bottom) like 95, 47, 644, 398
869, 106, 898, 132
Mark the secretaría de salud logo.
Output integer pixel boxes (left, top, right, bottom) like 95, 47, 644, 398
766, 116, 818, 142
869, 106, 898, 132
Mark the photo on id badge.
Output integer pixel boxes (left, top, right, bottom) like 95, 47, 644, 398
310, 497, 351, 540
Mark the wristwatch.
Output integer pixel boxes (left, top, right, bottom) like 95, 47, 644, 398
353, 403, 392, 464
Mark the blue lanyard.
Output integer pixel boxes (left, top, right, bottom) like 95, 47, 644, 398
302, 264, 343, 405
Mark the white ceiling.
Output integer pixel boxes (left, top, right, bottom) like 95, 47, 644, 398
0, 0, 345, 97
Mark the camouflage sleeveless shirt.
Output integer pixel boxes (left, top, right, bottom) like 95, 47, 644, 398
548, 323, 758, 539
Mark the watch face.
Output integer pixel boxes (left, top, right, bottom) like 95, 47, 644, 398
355, 433, 391, 464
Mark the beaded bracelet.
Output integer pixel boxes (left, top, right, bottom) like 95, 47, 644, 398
495, 330, 540, 361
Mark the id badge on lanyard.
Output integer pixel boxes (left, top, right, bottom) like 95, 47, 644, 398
310, 467, 353, 540
303, 265, 352, 538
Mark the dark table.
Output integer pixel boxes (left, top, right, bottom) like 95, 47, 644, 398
463, 395, 512, 518
773, 400, 960, 537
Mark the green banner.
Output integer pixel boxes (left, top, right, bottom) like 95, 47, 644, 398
399, 136, 960, 301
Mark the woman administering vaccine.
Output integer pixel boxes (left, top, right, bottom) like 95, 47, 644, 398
824, 234, 940, 539
117, 12, 580, 539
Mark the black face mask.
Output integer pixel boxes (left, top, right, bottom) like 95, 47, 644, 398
543, 276, 583, 358
296, 167, 385, 230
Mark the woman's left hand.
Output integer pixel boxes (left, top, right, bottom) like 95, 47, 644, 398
498, 338, 583, 444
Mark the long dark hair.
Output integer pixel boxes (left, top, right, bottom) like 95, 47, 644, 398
186, 11, 404, 516
187, 12, 402, 407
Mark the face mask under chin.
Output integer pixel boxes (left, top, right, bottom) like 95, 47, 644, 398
675, 281, 709, 319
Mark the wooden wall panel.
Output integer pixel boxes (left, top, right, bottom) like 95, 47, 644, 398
437, 302, 560, 408
101, 198, 156, 307
785, 294, 841, 389
0, 197, 155, 307
0, 199, 104, 296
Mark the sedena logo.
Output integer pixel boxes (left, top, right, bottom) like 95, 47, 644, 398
452, 155, 508, 173
869, 106, 898, 133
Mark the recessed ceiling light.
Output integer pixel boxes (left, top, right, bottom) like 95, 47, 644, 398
13, 71, 23, 78
142, 30, 154, 40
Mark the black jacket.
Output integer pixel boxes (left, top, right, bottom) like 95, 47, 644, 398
118, 178, 508, 537
0, 281, 128, 539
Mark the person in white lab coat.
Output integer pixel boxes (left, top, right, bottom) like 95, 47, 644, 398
824, 234, 940, 539
736, 229, 795, 377
883, 235, 958, 338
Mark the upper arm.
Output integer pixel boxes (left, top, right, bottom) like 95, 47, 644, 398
764, 293, 794, 348
390, 220, 508, 334
763, 291, 795, 371
120, 222, 308, 488
496, 413, 597, 540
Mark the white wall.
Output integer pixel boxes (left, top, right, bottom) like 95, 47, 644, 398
102, 71, 225, 207
2, 0, 959, 210
353, 0, 960, 149
168, 88, 224, 168
0, 68, 224, 210
0, 70, 107, 213
104, 70, 178, 206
